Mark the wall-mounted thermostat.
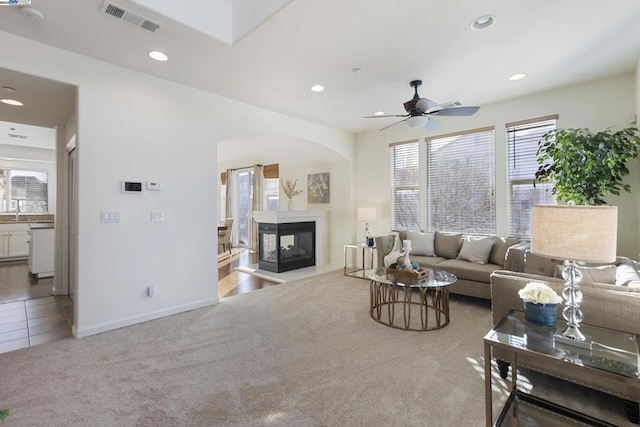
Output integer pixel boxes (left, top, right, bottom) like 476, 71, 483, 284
122, 181, 143, 193
146, 181, 161, 191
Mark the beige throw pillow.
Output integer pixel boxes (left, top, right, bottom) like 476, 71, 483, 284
457, 236, 495, 264
434, 232, 463, 259
406, 230, 435, 256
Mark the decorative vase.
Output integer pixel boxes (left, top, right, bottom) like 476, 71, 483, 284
287, 199, 294, 211
524, 302, 557, 327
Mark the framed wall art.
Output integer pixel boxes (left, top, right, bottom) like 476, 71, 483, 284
307, 172, 330, 203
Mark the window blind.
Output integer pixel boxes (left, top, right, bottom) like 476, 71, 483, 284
506, 116, 557, 238
389, 140, 420, 230
426, 127, 496, 234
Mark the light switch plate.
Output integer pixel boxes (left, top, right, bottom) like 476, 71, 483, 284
101, 211, 120, 223
151, 210, 163, 222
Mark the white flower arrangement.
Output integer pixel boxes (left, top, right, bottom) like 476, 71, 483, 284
518, 282, 563, 305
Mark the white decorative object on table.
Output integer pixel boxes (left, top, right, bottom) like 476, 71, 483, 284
403, 239, 412, 269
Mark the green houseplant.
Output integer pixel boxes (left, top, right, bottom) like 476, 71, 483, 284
535, 127, 640, 205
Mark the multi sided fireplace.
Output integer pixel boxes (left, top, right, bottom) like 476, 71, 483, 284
258, 221, 316, 273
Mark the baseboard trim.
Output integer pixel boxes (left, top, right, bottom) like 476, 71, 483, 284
74, 298, 218, 338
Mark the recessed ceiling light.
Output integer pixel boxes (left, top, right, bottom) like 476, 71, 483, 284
471, 15, 495, 30
509, 73, 527, 81
148, 51, 168, 62
1, 99, 24, 106
373, 111, 385, 116
310, 84, 325, 92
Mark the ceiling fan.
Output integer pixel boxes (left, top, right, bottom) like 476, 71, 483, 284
364, 80, 479, 131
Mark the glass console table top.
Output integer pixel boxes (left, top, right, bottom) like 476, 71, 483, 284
485, 310, 640, 380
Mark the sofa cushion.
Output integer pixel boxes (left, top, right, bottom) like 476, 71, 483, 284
554, 264, 617, 284
616, 262, 640, 288
438, 259, 500, 283
406, 230, 435, 256
409, 255, 447, 268
435, 232, 463, 259
457, 235, 494, 264
489, 237, 520, 267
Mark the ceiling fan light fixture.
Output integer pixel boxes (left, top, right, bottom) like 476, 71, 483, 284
471, 15, 495, 30
407, 116, 428, 128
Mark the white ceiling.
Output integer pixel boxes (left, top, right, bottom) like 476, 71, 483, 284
0, 0, 639, 137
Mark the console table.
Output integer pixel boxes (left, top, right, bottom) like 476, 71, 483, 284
484, 310, 640, 426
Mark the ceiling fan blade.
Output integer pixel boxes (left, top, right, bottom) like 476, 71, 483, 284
425, 117, 442, 131
379, 118, 409, 131
430, 106, 480, 117
415, 98, 437, 113
363, 114, 409, 118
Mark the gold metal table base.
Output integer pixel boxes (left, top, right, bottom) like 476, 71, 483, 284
369, 279, 450, 331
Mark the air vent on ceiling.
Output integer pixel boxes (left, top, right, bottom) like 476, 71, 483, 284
100, 1, 160, 33
7, 134, 28, 140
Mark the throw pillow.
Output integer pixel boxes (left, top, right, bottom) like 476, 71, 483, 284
524, 251, 560, 277
457, 235, 495, 264
406, 230, 435, 256
489, 237, 520, 267
434, 232, 463, 259
553, 264, 617, 284
616, 263, 640, 288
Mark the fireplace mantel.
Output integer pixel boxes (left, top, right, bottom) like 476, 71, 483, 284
253, 210, 329, 268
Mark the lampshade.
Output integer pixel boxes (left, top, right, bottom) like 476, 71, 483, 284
530, 205, 618, 263
357, 207, 377, 222
406, 115, 428, 128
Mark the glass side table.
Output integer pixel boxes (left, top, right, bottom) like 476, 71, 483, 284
343, 242, 376, 279
484, 310, 640, 426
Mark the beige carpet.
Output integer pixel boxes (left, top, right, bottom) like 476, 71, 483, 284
0, 271, 632, 426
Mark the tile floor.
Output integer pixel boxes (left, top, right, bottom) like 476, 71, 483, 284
0, 296, 73, 354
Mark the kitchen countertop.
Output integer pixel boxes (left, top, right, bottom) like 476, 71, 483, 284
28, 223, 55, 230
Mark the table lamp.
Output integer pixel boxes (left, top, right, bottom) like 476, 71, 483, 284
530, 205, 618, 349
357, 207, 377, 246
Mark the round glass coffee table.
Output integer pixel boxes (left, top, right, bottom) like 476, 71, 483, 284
367, 268, 457, 331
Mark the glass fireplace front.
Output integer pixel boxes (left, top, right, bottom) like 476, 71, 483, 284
258, 221, 315, 273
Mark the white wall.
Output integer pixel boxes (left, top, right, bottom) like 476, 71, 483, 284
0, 30, 354, 337
355, 73, 640, 259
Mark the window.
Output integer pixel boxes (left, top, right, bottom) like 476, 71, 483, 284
427, 127, 495, 234
506, 116, 557, 238
0, 169, 49, 213
389, 141, 420, 230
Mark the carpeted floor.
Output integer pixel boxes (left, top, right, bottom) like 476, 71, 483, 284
0, 271, 633, 426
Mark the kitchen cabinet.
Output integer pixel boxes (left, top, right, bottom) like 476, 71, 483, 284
0, 231, 8, 257
28, 223, 54, 278
0, 223, 30, 259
